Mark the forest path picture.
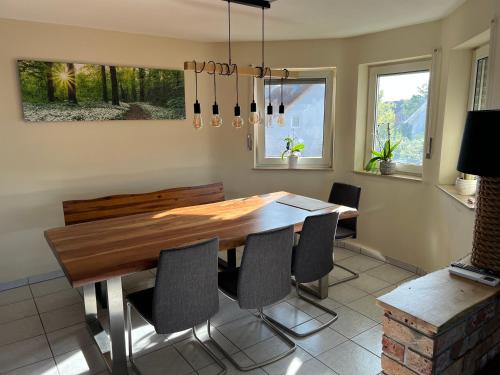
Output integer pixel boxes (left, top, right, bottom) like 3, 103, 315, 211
17, 60, 185, 122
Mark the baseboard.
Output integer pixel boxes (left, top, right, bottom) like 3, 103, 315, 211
0, 269, 65, 292
336, 239, 427, 276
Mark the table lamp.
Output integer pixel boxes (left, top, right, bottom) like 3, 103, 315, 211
457, 110, 500, 274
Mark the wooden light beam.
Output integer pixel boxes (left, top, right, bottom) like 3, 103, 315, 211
184, 61, 298, 79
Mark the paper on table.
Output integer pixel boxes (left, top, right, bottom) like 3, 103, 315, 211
277, 194, 336, 211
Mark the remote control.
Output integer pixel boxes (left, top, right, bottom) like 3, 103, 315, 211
449, 262, 500, 286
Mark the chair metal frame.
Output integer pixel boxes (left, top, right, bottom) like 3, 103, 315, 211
127, 301, 227, 375
261, 283, 338, 338
212, 290, 296, 371
329, 262, 359, 286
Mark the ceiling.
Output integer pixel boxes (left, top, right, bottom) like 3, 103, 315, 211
0, 0, 466, 42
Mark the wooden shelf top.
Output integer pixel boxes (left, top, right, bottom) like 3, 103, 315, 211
377, 268, 500, 334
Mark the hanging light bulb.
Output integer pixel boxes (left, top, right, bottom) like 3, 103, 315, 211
232, 64, 244, 129
265, 68, 273, 128
209, 62, 223, 127
249, 77, 260, 125
277, 75, 286, 127
192, 61, 204, 130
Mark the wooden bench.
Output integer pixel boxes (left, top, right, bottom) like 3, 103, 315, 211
62, 182, 226, 306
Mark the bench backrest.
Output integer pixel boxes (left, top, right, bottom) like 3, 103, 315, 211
62, 182, 225, 226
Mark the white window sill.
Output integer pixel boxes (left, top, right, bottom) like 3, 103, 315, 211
253, 165, 333, 171
353, 170, 422, 182
436, 185, 475, 210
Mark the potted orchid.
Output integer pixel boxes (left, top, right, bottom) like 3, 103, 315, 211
281, 136, 304, 169
365, 122, 400, 175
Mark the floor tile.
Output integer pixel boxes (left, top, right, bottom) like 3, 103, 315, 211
0, 315, 44, 346
286, 296, 331, 318
327, 283, 368, 304
198, 351, 265, 374
0, 286, 32, 306
317, 340, 381, 375
322, 306, 378, 339
346, 273, 392, 294
193, 324, 240, 359
54, 344, 107, 375
333, 247, 358, 261
352, 324, 383, 357
40, 302, 85, 333
0, 335, 52, 373
174, 338, 215, 370
30, 277, 71, 298
217, 315, 275, 350
366, 264, 415, 284
328, 267, 356, 283
261, 346, 312, 375
371, 284, 398, 298
0, 299, 37, 324
292, 319, 347, 356
335, 255, 384, 273
35, 288, 82, 313
289, 358, 338, 375
3, 358, 59, 375
47, 322, 94, 356
243, 335, 306, 370
264, 302, 312, 328
133, 345, 193, 375
347, 295, 384, 323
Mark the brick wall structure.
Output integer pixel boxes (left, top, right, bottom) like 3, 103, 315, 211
377, 268, 500, 375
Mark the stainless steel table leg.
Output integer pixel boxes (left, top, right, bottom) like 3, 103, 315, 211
107, 277, 128, 374
318, 274, 329, 299
84, 283, 98, 322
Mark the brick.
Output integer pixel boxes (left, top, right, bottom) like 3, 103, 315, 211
466, 303, 496, 334
382, 354, 419, 375
479, 312, 500, 340
406, 349, 433, 375
384, 317, 435, 357
382, 335, 405, 362
384, 310, 436, 336
440, 357, 464, 375
434, 322, 466, 354
434, 349, 452, 373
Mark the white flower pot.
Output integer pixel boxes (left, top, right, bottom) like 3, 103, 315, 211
455, 178, 477, 196
288, 155, 299, 169
380, 160, 396, 175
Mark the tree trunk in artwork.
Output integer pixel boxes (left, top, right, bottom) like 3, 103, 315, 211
131, 68, 137, 101
66, 63, 77, 104
139, 68, 145, 101
45, 62, 55, 102
109, 65, 120, 106
101, 65, 108, 103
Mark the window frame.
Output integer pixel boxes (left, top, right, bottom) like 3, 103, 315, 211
254, 68, 335, 169
364, 60, 432, 176
468, 44, 489, 111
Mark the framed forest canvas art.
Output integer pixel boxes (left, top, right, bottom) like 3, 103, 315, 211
17, 60, 186, 122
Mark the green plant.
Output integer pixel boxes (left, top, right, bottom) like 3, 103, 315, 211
365, 123, 400, 171
281, 136, 304, 160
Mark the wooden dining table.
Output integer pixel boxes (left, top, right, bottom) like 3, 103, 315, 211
44, 191, 358, 374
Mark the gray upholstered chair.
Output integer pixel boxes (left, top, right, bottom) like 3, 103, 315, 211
216, 226, 296, 371
263, 212, 340, 337
126, 238, 226, 375
328, 182, 362, 286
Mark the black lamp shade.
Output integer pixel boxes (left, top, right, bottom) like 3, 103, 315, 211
457, 110, 500, 177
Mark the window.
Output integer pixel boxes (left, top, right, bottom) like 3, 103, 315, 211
365, 60, 431, 175
469, 44, 489, 110
255, 69, 334, 169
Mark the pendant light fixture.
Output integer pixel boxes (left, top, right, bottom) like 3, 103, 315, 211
184, 0, 297, 131
248, 77, 260, 125
265, 68, 273, 128
232, 65, 244, 128
192, 61, 205, 130
277, 69, 288, 127
209, 61, 223, 128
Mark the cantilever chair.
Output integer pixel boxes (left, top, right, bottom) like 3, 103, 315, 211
216, 226, 296, 371
328, 182, 362, 286
126, 238, 226, 375
262, 212, 340, 337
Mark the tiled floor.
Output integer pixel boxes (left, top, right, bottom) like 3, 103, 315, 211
0, 247, 419, 375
